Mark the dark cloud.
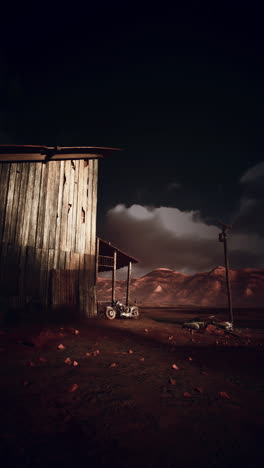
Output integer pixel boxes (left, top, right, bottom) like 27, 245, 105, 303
234, 162, 264, 235
103, 204, 264, 277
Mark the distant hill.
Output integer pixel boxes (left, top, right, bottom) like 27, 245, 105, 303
96, 266, 264, 307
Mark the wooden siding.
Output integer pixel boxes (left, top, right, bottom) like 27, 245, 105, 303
0, 159, 98, 317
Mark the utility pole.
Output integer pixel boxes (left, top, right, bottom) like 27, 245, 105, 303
218, 221, 233, 329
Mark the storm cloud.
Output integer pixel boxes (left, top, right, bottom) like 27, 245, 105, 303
104, 204, 264, 278
234, 161, 264, 236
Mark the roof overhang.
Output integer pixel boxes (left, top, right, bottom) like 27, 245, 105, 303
98, 237, 139, 272
0, 145, 121, 163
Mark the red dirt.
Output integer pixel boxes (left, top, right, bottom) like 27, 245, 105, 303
0, 307, 263, 467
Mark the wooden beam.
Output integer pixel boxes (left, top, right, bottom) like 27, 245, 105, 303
126, 261, 132, 306
95, 237, 99, 285
112, 250, 117, 306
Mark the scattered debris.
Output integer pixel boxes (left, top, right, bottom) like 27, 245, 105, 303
128, 349, 134, 354
144, 329, 149, 333
93, 350, 100, 356
184, 392, 192, 398
188, 356, 193, 361
85, 352, 91, 356
171, 363, 179, 370
168, 336, 174, 340
38, 356, 47, 363
195, 387, 203, 393
219, 391, 231, 400
57, 344, 66, 350
64, 357, 72, 365
139, 357, 145, 361
205, 324, 224, 336
110, 363, 117, 367
73, 329, 79, 335
68, 384, 79, 393
169, 378, 176, 385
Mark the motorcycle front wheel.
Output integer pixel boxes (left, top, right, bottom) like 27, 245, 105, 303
105, 307, 116, 320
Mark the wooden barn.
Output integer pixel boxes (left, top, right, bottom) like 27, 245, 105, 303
0, 145, 127, 320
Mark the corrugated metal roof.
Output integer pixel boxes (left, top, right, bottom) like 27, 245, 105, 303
98, 237, 139, 271
0, 145, 121, 162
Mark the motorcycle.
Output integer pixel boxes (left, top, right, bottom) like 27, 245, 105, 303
104, 300, 139, 320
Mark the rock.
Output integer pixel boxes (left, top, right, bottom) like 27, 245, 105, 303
183, 392, 191, 398
64, 357, 72, 365
68, 384, 79, 393
195, 387, 203, 393
39, 356, 47, 363
169, 378, 176, 385
110, 362, 117, 367
219, 391, 231, 400
171, 363, 179, 370
72, 361, 79, 367
57, 344, 66, 350
205, 324, 224, 336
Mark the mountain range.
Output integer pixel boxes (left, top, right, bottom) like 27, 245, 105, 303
96, 266, 264, 307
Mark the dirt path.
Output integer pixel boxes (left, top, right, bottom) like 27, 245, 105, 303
0, 307, 263, 467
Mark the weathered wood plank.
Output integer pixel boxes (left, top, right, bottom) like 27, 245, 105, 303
50, 269, 60, 306
42, 162, 56, 250
5, 244, 21, 296
66, 160, 75, 251
36, 163, 49, 249
21, 163, 36, 246
14, 164, 30, 246
71, 160, 80, 253
33, 248, 42, 302
18, 245, 27, 304
91, 159, 98, 257
27, 163, 42, 247
24, 246, 36, 296
48, 162, 61, 250
65, 251, 71, 270
58, 250, 66, 270
2, 164, 17, 244
60, 160, 71, 251
39, 248, 49, 306
54, 161, 65, 253
0, 164, 11, 244
85, 159, 92, 254
75, 160, 87, 253
0, 243, 8, 295
8, 165, 23, 244
47, 249, 55, 305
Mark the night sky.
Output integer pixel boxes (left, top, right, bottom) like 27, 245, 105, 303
1, 3, 264, 276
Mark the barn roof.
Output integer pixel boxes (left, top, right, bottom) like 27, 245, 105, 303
98, 237, 139, 272
0, 145, 120, 162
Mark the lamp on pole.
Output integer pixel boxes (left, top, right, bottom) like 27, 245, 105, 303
218, 221, 234, 329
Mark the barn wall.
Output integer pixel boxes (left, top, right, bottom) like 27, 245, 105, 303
0, 158, 98, 318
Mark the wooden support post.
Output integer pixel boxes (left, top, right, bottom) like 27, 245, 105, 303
126, 261, 132, 306
218, 222, 233, 328
223, 234, 233, 326
112, 250, 117, 306
95, 237, 99, 285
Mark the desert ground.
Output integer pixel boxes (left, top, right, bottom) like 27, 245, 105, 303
0, 306, 263, 468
